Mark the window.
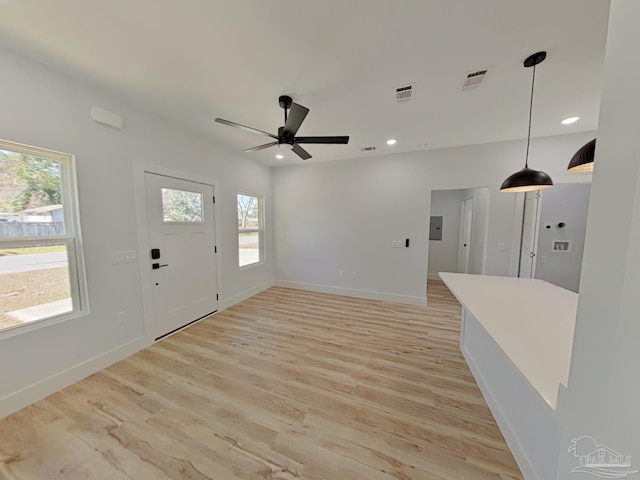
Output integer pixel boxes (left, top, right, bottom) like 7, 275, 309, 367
0, 139, 86, 334
161, 188, 204, 223
237, 192, 263, 268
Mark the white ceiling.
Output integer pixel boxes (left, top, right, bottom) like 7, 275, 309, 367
0, 0, 610, 166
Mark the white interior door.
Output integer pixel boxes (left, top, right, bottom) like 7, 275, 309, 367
145, 173, 218, 339
519, 191, 541, 278
460, 197, 474, 274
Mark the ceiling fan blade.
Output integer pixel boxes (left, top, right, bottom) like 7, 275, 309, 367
292, 143, 312, 160
215, 118, 277, 139
294, 136, 350, 144
283, 103, 309, 136
243, 141, 279, 153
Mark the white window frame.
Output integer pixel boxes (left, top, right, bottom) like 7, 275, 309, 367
0, 139, 88, 338
237, 191, 264, 269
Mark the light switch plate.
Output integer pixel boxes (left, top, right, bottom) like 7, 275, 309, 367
392, 240, 403, 248
111, 250, 138, 264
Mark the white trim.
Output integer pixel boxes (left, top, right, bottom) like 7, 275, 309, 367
461, 343, 540, 480
0, 336, 150, 420
219, 280, 274, 311
274, 280, 427, 306
510, 193, 526, 277
552, 173, 593, 184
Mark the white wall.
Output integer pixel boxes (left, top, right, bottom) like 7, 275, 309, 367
535, 184, 591, 293
428, 190, 465, 276
0, 47, 273, 415
273, 132, 595, 305
556, 1, 640, 477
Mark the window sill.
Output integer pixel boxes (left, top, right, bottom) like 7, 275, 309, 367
0, 308, 90, 341
239, 261, 265, 271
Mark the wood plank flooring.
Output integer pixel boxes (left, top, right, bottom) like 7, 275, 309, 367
0, 281, 523, 479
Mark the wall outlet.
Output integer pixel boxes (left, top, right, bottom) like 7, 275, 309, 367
338, 270, 343, 278
498, 243, 506, 252
116, 311, 126, 324
352, 271, 358, 279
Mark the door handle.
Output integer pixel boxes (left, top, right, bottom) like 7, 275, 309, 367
152, 263, 169, 269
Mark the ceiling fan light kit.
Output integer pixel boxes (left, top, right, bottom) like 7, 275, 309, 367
500, 51, 554, 193
214, 95, 349, 161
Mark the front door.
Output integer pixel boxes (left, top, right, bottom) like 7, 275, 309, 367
145, 173, 218, 339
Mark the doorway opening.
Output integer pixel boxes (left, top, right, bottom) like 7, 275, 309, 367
427, 187, 490, 282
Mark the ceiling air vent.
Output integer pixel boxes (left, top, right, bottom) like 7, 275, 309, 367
395, 84, 414, 103
360, 146, 377, 152
462, 67, 490, 90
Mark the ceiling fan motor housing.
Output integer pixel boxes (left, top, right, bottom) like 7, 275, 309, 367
277, 126, 295, 145
278, 95, 293, 110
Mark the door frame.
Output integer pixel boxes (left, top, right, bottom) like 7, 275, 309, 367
133, 162, 222, 341
518, 191, 542, 278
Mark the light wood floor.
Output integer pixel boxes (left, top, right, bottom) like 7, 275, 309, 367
0, 281, 523, 479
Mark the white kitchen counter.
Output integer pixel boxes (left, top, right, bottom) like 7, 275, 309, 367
439, 272, 578, 410
439, 273, 579, 480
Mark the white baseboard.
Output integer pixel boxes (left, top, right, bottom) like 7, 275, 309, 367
461, 344, 539, 480
0, 281, 277, 420
219, 280, 274, 311
274, 280, 427, 306
0, 336, 150, 420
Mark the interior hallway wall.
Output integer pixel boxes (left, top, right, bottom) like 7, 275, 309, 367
535, 183, 591, 292
273, 133, 595, 305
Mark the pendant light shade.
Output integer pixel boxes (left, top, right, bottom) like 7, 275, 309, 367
500, 51, 554, 193
500, 167, 554, 193
567, 138, 596, 172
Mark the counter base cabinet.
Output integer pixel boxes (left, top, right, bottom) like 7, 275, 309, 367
461, 309, 561, 480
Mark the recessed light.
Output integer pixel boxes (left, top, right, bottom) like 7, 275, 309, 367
275, 154, 284, 159
561, 116, 580, 125
386, 139, 397, 145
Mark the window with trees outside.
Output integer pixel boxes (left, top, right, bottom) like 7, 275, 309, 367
0, 139, 86, 334
237, 192, 263, 268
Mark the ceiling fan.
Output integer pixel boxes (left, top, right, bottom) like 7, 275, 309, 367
214, 95, 349, 160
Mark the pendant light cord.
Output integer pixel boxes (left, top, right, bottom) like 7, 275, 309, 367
525, 64, 536, 168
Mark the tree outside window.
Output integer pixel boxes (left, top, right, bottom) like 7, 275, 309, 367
237, 193, 263, 267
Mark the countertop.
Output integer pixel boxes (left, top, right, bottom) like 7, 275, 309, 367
439, 272, 578, 410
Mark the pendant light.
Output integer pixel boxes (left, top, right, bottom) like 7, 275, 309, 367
567, 138, 596, 172
500, 52, 554, 193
